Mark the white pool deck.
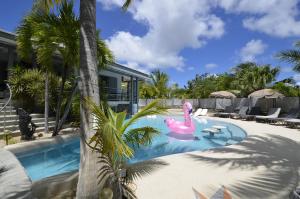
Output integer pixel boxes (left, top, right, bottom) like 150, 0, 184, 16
134, 116, 300, 199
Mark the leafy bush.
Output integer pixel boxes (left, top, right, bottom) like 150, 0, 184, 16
272, 82, 299, 97
9, 66, 44, 112
8, 66, 71, 113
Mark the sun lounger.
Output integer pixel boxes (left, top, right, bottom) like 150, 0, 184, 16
255, 108, 281, 123
285, 118, 300, 128
215, 106, 234, 118
193, 185, 232, 199
240, 106, 261, 120
199, 109, 208, 116
193, 108, 203, 117
267, 108, 299, 124
230, 106, 249, 119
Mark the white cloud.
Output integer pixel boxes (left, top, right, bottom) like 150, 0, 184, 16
99, 0, 225, 71
205, 63, 218, 69
239, 39, 267, 62
217, 0, 300, 37
125, 61, 150, 74
97, 0, 300, 72
293, 74, 300, 85
187, 66, 195, 71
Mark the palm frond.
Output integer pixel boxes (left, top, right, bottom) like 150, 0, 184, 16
122, 0, 133, 11
34, 0, 63, 11
16, 16, 34, 61
121, 183, 137, 199
86, 99, 134, 158
277, 50, 300, 63
124, 126, 160, 147
97, 30, 114, 69
294, 41, 300, 48
122, 99, 167, 133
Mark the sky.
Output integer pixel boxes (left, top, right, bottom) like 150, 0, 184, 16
0, 0, 300, 87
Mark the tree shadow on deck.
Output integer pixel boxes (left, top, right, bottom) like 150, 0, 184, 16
187, 135, 300, 198
32, 159, 168, 199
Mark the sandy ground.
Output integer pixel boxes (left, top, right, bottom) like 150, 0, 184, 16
134, 116, 300, 199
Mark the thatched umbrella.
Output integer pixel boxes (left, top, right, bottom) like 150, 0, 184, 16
209, 91, 236, 110
248, 89, 284, 108
248, 89, 284, 99
209, 91, 236, 99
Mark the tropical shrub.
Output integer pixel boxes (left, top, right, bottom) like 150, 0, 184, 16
87, 99, 167, 198
8, 66, 69, 113
231, 62, 280, 96
9, 66, 44, 112
272, 82, 299, 97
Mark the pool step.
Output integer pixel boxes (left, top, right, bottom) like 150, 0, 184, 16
0, 99, 58, 136
0, 121, 56, 132
0, 114, 45, 122
0, 109, 16, 116
1, 117, 55, 127
0, 105, 15, 110
0, 125, 56, 137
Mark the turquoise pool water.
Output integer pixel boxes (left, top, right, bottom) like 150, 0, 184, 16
16, 116, 246, 181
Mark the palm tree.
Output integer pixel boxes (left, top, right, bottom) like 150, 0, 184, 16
18, 1, 79, 136
277, 41, 300, 72
77, 0, 132, 198
86, 99, 167, 198
232, 62, 279, 96
150, 70, 170, 98
20, 1, 113, 136
37, 0, 133, 197
17, 12, 55, 134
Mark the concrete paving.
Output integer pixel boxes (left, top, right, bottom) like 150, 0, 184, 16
134, 117, 300, 199
0, 149, 33, 199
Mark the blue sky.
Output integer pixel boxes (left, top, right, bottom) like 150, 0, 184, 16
0, 0, 299, 87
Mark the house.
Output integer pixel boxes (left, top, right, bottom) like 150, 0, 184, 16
0, 29, 149, 114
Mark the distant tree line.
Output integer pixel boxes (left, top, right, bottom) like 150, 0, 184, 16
140, 61, 300, 99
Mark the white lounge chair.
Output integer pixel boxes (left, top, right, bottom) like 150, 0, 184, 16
193, 108, 208, 116
255, 108, 281, 123
199, 109, 208, 116
193, 108, 203, 117
285, 118, 300, 128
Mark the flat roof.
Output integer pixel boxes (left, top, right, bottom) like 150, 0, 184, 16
0, 29, 150, 80
0, 29, 16, 46
106, 62, 150, 80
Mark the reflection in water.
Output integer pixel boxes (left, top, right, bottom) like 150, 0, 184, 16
167, 132, 200, 141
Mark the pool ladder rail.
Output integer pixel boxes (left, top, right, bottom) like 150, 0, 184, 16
0, 83, 13, 138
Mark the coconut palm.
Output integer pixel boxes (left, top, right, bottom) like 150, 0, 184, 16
76, 1, 132, 197
17, 12, 55, 133
18, 1, 79, 136
277, 41, 300, 72
150, 70, 170, 98
19, 1, 114, 136
232, 62, 279, 95
36, 0, 132, 197
86, 99, 167, 198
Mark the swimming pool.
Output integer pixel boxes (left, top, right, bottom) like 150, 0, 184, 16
16, 116, 246, 181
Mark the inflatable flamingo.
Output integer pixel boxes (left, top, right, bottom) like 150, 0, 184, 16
165, 102, 196, 134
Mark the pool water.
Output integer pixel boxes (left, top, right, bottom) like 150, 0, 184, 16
16, 116, 246, 181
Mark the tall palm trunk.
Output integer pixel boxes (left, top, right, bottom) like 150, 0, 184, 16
53, 65, 68, 136
57, 82, 78, 131
76, 0, 103, 198
44, 70, 49, 134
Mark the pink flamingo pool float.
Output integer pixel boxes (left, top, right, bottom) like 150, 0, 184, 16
165, 102, 196, 134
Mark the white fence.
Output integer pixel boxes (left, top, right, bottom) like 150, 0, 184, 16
139, 97, 300, 113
